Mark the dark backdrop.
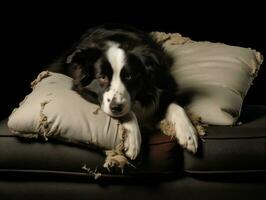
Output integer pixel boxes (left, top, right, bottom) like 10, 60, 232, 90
1, 0, 265, 120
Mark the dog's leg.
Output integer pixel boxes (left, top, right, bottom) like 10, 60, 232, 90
161, 103, 198, 153
121, 111, 142, 160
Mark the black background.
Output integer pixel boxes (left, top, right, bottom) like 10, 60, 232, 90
1, 0, 265, 120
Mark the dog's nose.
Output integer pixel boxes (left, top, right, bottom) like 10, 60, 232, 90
110, 102, 124, 113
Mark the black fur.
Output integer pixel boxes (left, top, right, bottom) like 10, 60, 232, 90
48, 24, 177, 126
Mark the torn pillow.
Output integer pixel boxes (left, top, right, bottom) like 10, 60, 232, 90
152, 32, 264, 125
8, 71, 127, 151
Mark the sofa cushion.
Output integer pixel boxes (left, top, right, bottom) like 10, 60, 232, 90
0, 119, 180, 178
184, 105, 266, 175
2, 105, 266, 178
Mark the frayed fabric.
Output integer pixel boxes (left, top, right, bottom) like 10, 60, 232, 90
151, 32, 192, 45
159, 120, 176, 137
38, 100, 52, 141
186, 110, 207, 136
31, 71, 51, 89
81, 165, 102, 180
102, 124, 135, 173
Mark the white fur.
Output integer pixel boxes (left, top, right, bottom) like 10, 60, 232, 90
122, 112, 142, 160
101, 44, 131, 117
100, 44, 141, 160
164, 103, 198, 153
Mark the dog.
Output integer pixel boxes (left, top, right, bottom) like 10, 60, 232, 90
48, 24, 199, 160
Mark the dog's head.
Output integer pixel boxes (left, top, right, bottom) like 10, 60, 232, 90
64, 25, 171, 117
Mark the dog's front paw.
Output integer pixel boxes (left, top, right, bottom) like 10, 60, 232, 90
175, 120, 198, 154
162, 103, 198, 154
121, 112, 141, 160
124, 129, 141, 160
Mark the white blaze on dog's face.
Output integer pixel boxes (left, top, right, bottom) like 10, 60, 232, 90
71, 42, 150, 118
101, 44, 131, 117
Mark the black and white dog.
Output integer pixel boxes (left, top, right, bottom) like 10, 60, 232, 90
49, 24, 198, 159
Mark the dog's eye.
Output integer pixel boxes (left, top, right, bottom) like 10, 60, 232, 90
98, 74, 109, 84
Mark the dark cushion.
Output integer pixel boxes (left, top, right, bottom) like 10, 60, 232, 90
1, 105, 266, 179
0, 119, 180, 179
184, 105, 266, 175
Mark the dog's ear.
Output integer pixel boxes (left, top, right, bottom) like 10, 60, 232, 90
138, 50, 164, 83
138, 49, 174, 89
131, 48, 157, 75
66, 48, 103, 104
142, 52, 160, 72
66, 47, 102, 66
66, 47, 102, 84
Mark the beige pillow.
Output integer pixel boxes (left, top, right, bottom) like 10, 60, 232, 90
8, 71, 125, 150
152, 32, 264, 125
